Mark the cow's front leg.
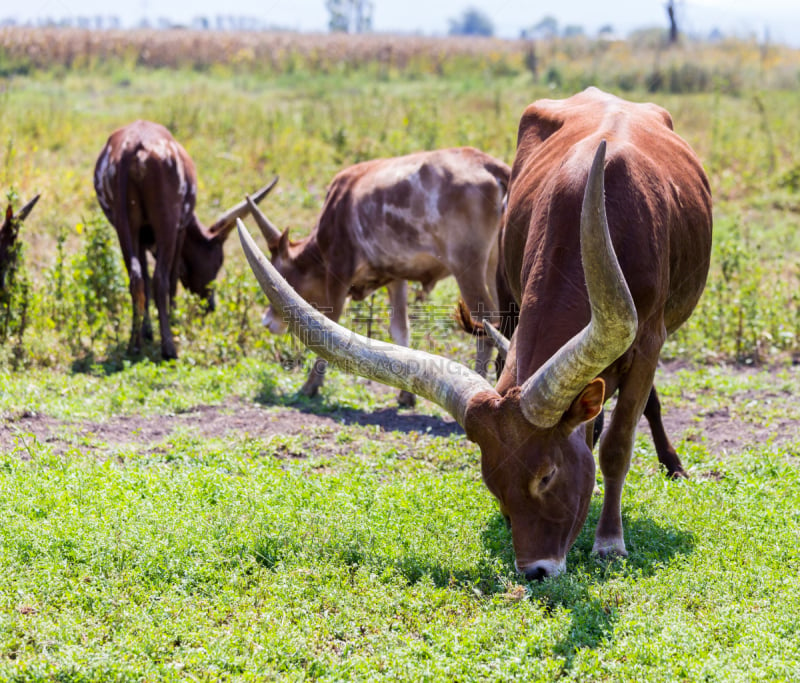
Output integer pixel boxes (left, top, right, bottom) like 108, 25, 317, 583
301, 357, 327, 397
593, 349, 660, 558
387, 280, 415, 407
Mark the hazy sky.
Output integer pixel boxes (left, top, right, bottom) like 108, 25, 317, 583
5, 0, 800, 45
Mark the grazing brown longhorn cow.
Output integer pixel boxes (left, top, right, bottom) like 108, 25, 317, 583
94, 119, 277, 359
467, 260, 688, 478
238, 87, 712, 579
0, 194, 40, 293
245, 147, 509, 405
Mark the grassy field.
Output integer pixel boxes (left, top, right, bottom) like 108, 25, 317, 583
1, 28, 799, 680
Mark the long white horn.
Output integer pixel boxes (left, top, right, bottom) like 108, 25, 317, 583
519, 141, 638, 428
238, 219, 494, 427
208, 176, 279, 237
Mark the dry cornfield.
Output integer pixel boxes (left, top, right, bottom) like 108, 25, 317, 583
1, 27, 800, 91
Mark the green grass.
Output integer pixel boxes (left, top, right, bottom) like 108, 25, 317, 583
1, 360, 799, 680
1, 64, 799, 367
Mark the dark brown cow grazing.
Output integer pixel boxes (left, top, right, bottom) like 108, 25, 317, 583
246, 147, 509, 405
238, 87, 712, 579
0, 194, 39, 293
94, 119, 277, 359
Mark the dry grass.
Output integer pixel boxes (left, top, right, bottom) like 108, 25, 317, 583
2, 27, 800, 91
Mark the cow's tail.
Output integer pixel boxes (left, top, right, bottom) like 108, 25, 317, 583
113, 160, 130, 262
456, 299, 508, 342
113, 156, 145, 317
454, 298, 485, 336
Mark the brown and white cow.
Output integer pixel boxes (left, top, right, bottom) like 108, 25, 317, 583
238, 87, 712, 579
246, 147, 510, 405
94, 119, 277, 360
0, 193, 39, 293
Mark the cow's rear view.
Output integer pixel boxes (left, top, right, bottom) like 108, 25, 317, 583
94, 119, 277, 359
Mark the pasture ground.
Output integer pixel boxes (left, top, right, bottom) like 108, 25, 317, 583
1, 29, 800, 680
1, 358, 799, 680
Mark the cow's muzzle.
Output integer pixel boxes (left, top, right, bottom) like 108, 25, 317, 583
518, 558, 566, 582
262, 306, 288, 335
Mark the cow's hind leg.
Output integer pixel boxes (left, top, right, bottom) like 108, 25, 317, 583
138, 240, 153, 342
151, 213, 180, 360
117, 202, 146, 355
127, 255, 147, 354
453, 272, 498, 380
387, 280, 415, 407
644, 385, 687, 479
593, 345, 662, 558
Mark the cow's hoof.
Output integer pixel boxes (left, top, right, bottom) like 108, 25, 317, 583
666, 468, 689, 480
397, 390, 416, 408
592, 537, 628, 559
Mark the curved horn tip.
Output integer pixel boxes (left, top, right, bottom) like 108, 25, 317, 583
245, 192, 283, 249
483, 323, 509, 357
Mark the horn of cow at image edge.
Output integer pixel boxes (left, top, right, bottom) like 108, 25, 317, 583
519, 140, 638, 429
15, 194, 41, 223
237, 219, 494, 427
245, 192, 283, 249
207, 175, 279, 237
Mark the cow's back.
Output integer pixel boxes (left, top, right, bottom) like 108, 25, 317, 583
315, 147, 509, 286
94, 120, 198, 234
504, 88, 712, 374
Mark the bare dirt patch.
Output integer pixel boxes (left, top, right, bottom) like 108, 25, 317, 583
0, 394, 461, 458
1, 368, 797, 460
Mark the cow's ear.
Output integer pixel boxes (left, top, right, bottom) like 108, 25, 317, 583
563, 378, 605, 429
277, 228, 291, 257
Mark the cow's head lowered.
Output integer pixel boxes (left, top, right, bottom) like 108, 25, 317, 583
238, 142, 635, 579
0, 194, 40, 292
243, 194, 326, 335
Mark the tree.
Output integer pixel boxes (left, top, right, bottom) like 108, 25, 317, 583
326, 0, 373, 33
666, 0, 679, 44
448, 7, 494, 37
563, 24, 585, 38
532, 15, 558, 39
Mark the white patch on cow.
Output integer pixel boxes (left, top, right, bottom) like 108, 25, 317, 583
169, 141, 189, 198
350, 160, 444, 271
94, 148, 114, 212
149, 136, 172, 162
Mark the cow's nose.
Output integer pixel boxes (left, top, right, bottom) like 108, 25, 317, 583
524, 566, 548, 582
520, 558, 566, 581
